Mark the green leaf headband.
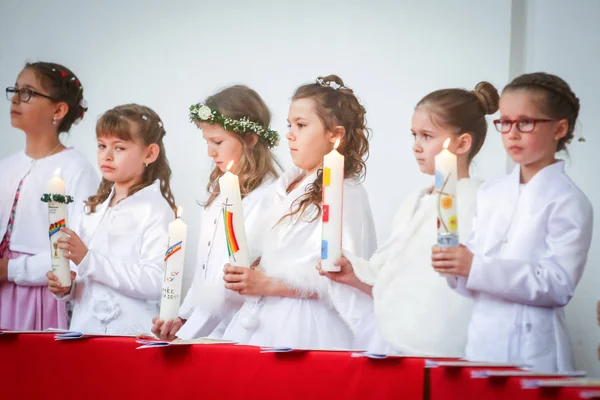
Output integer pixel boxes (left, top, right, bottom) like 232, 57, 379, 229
189, 103, 280, 149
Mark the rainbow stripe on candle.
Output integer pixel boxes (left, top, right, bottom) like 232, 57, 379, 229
49, 219, 66, 238
223, 209, 240, 256
164, 241, 183, 262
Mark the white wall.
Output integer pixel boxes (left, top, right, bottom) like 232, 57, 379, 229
522, 0, 600, 377
3, 0, 597, 376
0, 0, 511, 289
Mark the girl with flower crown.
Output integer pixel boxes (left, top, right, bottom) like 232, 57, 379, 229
151, 86, 280, 340
0, 62, 98, 331
46, 104, 176, 335
220, 75, 377, 349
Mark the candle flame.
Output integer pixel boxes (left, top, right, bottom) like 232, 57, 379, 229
177, 206, 183, 218
443, 138, 451, 149
333, 138, 341, 150
226, 160, 234, 171
54, 168, 61, 177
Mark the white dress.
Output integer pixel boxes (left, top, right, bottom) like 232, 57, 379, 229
451, 161, 593, 372
0, 149, 98, 284
176, 178, 275, 340
63, 180, 174, 335
346, 178, 481, 356
222, 169, 377, 349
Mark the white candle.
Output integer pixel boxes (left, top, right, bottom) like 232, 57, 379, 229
435, 138, 459, 247
47, 168, 71, 287
219, 161, 259, 305
321, 139, 345, 272
219, 161, 251, 268
160, 206, 188, 321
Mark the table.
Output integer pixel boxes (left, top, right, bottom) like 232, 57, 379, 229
0, 333, 425, 400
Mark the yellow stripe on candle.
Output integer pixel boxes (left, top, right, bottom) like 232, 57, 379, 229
323, 168, 331, 186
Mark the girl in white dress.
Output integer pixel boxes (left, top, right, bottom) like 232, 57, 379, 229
151, 85, 280, 340
432, 73, 593, 372
221, 75, 377, 349
320, 82, 500, 357
46, 104, 176, 335
0, 61, 98, 330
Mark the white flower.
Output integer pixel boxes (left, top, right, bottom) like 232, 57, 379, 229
197, 105, 213, 120
92, 293, 121, 323
80, 98, 88, 109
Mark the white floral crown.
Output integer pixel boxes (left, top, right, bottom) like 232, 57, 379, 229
189, 103, 280, 148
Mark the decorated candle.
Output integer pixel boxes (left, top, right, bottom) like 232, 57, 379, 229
219, 161, 259, 304
159, 206, 188, 321
46, 168, 72, 287
321, 139, 344, 272
435, 138, 458, 247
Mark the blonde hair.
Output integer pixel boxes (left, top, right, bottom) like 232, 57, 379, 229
197, 85, 280, 207
86, 104, 176, 214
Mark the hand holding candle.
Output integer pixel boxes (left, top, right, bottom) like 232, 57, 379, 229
159, 206, 188, 321
435, 138, 458, 247
321, 139, 344, 272
45, 168, 72, 287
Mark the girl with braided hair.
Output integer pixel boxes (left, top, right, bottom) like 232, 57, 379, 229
432, 72, 593, 371
0, 62, 98, 330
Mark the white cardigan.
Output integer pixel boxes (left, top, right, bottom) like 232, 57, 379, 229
0, 149, 98, 285
64, 180, 175, 335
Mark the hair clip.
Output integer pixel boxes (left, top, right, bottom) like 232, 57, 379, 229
316, 77, 346, 91
52, 68, 57, 72
70, 77, 75, 81
142, 115, 148, 121
158, 121, 163, 128
60, 71, 66, 78
80, 99, 88, 109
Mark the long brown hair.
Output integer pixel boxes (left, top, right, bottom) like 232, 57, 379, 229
196, 85, 280, 207
503, 72, 580, 152
86, 104, 176, 214
416, 81, 499, 162
284, 74, 370, 222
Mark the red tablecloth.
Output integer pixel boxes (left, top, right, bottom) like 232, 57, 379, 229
0, 333, 424, 400
428, 365, 598, 400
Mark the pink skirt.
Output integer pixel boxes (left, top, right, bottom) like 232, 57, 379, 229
0, 251, 67, 331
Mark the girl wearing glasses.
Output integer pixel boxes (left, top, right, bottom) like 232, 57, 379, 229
432, 72, 593, 372
0, 62, 98, 330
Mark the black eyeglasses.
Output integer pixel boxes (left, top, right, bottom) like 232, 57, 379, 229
493, 118, 556, 134
6, 87, 55, 103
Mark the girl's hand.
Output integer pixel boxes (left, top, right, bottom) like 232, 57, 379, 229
431, 244, 473, 277
46, 270, 76, 296
223, 264, 274, 296
58, 227, 88, 266
151, 317, 184, 341
317, 257, 373, 297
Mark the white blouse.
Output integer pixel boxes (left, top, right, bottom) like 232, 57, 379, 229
64, 180, 175, 335
0, 149, 99, 285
